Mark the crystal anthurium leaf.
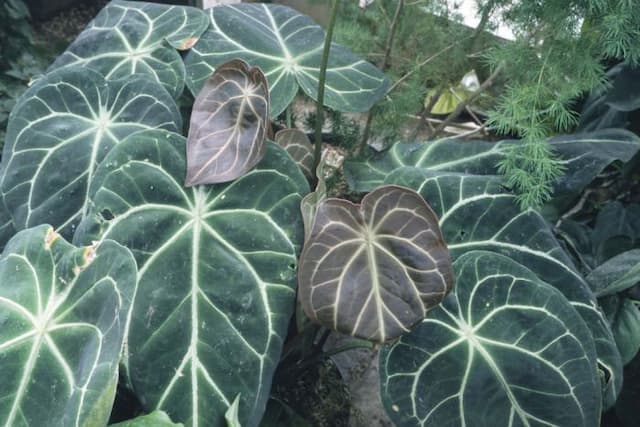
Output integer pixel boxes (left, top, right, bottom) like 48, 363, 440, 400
275, 129, 314, 179
74, 129, 308, 427
0, 67, 181, 242
184, 3, 390, 117
384, 167, 623, 408
49, 0, 209, 98
380, 251, 601, 427
344, 129, 640, 215
298, 185, 454, 343
185, 59, 269, 186
0, 224, 137, 427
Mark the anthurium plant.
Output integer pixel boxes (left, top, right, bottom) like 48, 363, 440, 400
0, 1, 639, 427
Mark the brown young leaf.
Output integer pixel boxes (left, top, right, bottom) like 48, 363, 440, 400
275, 128, 314, 179
185, 59, 269, 185
298, 185, 454, 343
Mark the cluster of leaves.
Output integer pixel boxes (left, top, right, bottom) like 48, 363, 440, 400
0, 2, 391, 426
2, 1, 640, 427
345, 90, 640, 424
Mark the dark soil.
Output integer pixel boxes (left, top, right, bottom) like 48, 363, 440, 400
272, 359, 351, 427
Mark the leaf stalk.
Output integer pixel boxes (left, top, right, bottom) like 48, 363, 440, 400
312, 0, 340, 178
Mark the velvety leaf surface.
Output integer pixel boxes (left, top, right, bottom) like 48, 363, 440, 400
298, 185, 454, 343
380, 251, 601, 427
184, 3, 390, 116
275, 129, 314, 179
578, 64, 633, 132
0, 225, 137, 427
345, 130, 640, 218
49, 0, 209, 98
74, 129, 308, 427
587, 249, 640, 297
0, 67, 181, 240
546, 129, 640, 217
384, 168, 622, 407
345, 138, 506, 192
110, 411, 183, 427
600, 296, 640, 365
186, 59, 269, 185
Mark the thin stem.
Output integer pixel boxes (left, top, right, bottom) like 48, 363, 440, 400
358, 0, 405, 154
381, 0, 405, 71
432, 63, 504, 137
286, 104, 292, 128
409, 87, 443, 140
387, 36, 471, 95
313, 0, 340, 179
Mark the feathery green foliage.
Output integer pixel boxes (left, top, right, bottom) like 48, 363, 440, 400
482, 0, 640, 207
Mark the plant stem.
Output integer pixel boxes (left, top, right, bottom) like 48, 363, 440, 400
381, 0, 404, 71
387, 36, 471, 95
358, 0, 405, 155
286, 104, 292, 128
431, 63, 504, 137
313, 0, 340, 178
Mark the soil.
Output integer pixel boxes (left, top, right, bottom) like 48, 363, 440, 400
272, 359, 352, 427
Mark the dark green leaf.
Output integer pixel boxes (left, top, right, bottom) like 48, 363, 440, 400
588, 250, 640, 297
380, 251, 601, 427
184, 3, 389, 116
0, 67, 181, 240
49, 0, 209, 99
345, 138, 506, 193
600, 296, 640, 365
74, 129, 308, 427
384, 167, 623, 407
0, 225, 137, 426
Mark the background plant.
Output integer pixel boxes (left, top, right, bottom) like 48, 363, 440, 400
334, 0, 640, 208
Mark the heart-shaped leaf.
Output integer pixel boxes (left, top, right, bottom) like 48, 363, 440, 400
184, 3, 390, 117
275, 129, 314, 179
384, 168, 623, 407
74, 129, 309, 427
380, 251, 601, 427
0, 225, 137, 427
0, 67, 181, 241
298, 185, 454, 343
185, 59, 269, 186
49, 0, 209, 98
